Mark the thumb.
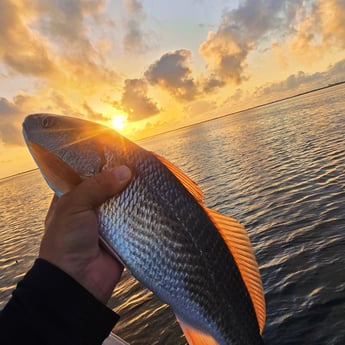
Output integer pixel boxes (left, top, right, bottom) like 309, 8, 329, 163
63, 165, 132, 210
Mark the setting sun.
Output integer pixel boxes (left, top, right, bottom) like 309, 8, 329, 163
111, 114, 127, 131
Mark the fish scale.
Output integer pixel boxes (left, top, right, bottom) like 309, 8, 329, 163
98, 149, 261, 344
22, 114, 266, 345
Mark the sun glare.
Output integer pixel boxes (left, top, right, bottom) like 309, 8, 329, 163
111, 114, 127, 131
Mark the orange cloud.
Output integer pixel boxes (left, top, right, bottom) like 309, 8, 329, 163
200, 30, 248, 84
0, 0, 55, 76
318, 0, 345, 48
0, 0, 118, 107
272, 0, 345, 66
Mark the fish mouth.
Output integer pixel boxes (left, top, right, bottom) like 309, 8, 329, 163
26, 140, 82, 195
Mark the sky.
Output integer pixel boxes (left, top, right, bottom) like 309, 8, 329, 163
1, 0, 345, 178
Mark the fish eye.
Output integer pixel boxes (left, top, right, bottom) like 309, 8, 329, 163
41, 116, 55, 129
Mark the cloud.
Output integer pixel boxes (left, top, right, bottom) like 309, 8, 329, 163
198, 0, 345, 87
32, 0, 108, 49
118, 78, 160, 121
31, 0, 117, 86
123, 20, 149, 54
123, 0, 143, 13
227, 88, 244, 104
144, 49, 227, 101
145, 49, 199, 101
184, 100, 217, 117
319, 0, 345, 48
1, 0, 345, 147
131, 118, 172, 140
47, 93, 81, 117
2, 0, 121, 126
200, 29, 248, 84
0, 97, 24, 145
0, 123, 23, 146
33, 0, 88, 43
328, 58, 345, 78
200, 1, 293, 84
305, 0, 345, 50
0, 0, 55, 76
0, 90, 112, 146
201, 74, 226, 93
83, 102, 107, 121
122, 0, 153, 54
0, 97, 20, 116
257, 71, 315, 96
256, 58, 345, 97
271, 1, 345, 66
0, 0, 117, 96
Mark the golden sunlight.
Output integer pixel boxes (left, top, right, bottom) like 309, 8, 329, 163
111, 114, 127, 131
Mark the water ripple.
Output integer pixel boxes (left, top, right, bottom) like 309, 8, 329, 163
1, 85, 345, 344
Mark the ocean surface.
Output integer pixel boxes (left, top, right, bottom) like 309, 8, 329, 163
1, 84, 345, 344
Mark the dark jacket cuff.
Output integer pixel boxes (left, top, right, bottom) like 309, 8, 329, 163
0, 259, 119, 345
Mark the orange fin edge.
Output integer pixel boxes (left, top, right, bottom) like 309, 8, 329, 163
151, 151, 204, 203
176, 317, 219, 345
205, 208, 266, 334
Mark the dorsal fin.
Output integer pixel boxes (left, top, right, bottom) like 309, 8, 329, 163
151, 151, 204, 203
205, 208, 266, 334
176, 317, 219, 345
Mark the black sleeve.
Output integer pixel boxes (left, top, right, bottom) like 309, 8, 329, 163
0, 259, 119, 345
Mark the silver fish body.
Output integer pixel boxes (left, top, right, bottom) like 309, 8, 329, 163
23, 114, 265, 345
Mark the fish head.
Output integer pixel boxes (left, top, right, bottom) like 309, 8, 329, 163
22, 113, 116, 195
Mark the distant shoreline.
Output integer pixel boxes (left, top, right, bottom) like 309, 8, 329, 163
141, 80, 345, 140
0, 168, 38, 181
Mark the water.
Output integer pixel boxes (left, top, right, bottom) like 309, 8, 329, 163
1, 84, 345, 344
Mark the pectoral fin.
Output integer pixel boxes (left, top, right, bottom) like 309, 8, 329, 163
176, 317, 219, 345
28, 141, 81, 195
205, 208, 266, 334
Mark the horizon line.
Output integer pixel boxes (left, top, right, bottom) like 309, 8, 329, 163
3, 80, 345, 180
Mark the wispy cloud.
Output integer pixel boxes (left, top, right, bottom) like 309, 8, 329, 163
122, 0, 154, 54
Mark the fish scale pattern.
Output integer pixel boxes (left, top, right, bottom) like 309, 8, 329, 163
98, 140, 263, 345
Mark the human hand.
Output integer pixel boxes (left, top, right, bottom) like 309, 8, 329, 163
39, 166, 132, 304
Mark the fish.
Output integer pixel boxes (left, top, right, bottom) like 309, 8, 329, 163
22, 113, 266, 345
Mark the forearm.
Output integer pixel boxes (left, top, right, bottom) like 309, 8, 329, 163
0, 259, 119, 345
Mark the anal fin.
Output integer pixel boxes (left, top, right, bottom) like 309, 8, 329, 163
177, 317, 219, 345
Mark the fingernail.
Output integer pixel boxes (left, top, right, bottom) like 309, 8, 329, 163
111, 165, 131, 183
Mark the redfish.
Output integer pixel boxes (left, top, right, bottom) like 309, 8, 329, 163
22, 114, 266, 345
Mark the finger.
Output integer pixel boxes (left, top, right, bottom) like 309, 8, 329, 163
49, 194, 59, 210
63, 165, 132, 211
45, 194, 60, 227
